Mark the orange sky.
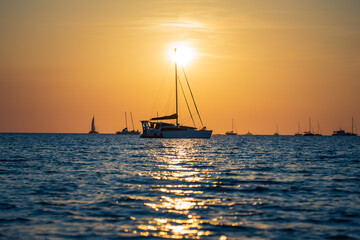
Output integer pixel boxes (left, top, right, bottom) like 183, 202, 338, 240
0, 0, 359, 134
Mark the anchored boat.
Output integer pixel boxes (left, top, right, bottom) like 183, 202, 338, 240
226, 119, 237, 135
303, 117, 314, 136
332, 117, 358, 136
89, 116, 98, 134
140, 48, 212, 138
116, 112, 140, 135
274, 124, 279, 136
295, 122, 302, 136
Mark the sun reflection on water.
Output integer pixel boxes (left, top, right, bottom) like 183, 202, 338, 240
141, 140, 214, 238
120, 139, 265, 239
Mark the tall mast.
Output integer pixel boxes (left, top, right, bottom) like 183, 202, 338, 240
352, 116, 354, 134
309, 117, 311, 133
130, 112, 135, 131
175, 48, 178, 126
125, 112, 128, 130
232, 119, 234, 132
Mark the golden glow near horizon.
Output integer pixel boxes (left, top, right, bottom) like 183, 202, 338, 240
0, 0, 360, 134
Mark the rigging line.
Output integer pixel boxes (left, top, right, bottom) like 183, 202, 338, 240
181, 66, 204, 127
150, 58, 172, 117
354, 119, 358, 134
178, 75, 196, 128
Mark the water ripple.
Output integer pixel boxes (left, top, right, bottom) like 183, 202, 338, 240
0, 134, 359, 239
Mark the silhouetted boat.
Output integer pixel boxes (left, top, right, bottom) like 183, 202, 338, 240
332, 117, 357, 136
89, 116, 98, 134
116, 112, 140, 135
244, 131, 253, 136
314, 121, 322, 136
140, 48, 212, 138
295, 122, 302, 136
226, 119, 237, 135
303, 117, 314, 136
274, 124, 279, 136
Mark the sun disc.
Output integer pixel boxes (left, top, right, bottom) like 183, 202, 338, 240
167, 42, 196, 66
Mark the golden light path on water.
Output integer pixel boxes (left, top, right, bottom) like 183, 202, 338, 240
120, 139, 272, 239
135, 140, 229, 239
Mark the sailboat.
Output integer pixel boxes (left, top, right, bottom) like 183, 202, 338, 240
295, 122, 302, 136
116, 112, 140, 135
314, 121, 322, 136
332, 117, 358, 136
140, 48, 212, 138
226, 119, 237, 135
89, 116, 98, 134
274, 124, 279, 136
303, 117, 314, 136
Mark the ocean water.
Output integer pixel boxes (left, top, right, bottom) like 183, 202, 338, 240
0, 133, 359, 240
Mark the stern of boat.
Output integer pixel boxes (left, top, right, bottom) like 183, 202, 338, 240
140, 121, 163, 138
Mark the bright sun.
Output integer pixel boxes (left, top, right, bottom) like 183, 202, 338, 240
167, 42, 196, 66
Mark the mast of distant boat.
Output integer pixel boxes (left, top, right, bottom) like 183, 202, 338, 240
131, 112, 135, 131
125, 112, 128, 130
175, 48, 179, 126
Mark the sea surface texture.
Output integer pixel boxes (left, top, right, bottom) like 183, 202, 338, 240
0, 134, 359, 239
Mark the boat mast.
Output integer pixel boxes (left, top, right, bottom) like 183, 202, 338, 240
131, 112, 135, 131
125, 112, 128, 130
175, 48, 179, 126
352, 117, 354, 134
232, 119, 234, 132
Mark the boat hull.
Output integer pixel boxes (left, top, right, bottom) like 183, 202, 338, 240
116, 131, 140, 135
225, 132, 237, 135
141, 129, 212, 139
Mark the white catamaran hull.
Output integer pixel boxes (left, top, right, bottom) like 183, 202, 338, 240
140, 121, 212, 138
162, 130, 212, 138
141, 130, 212, 138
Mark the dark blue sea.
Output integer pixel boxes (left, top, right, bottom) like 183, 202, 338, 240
0, 134, 359, 239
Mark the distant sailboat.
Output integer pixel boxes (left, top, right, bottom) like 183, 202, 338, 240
226, 119, 238, 135
89, 116, 98, 134
116, 112, 140, 135
274, 124, 279, 136
140, 48, 212, 138
332, 117, 358, 136
303, 117, 314, 136
314, 121, 322, 136
244, 131, 253, 136
295, 122, 302, 136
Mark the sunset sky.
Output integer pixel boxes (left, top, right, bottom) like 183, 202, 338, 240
1, 0, 359, 134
